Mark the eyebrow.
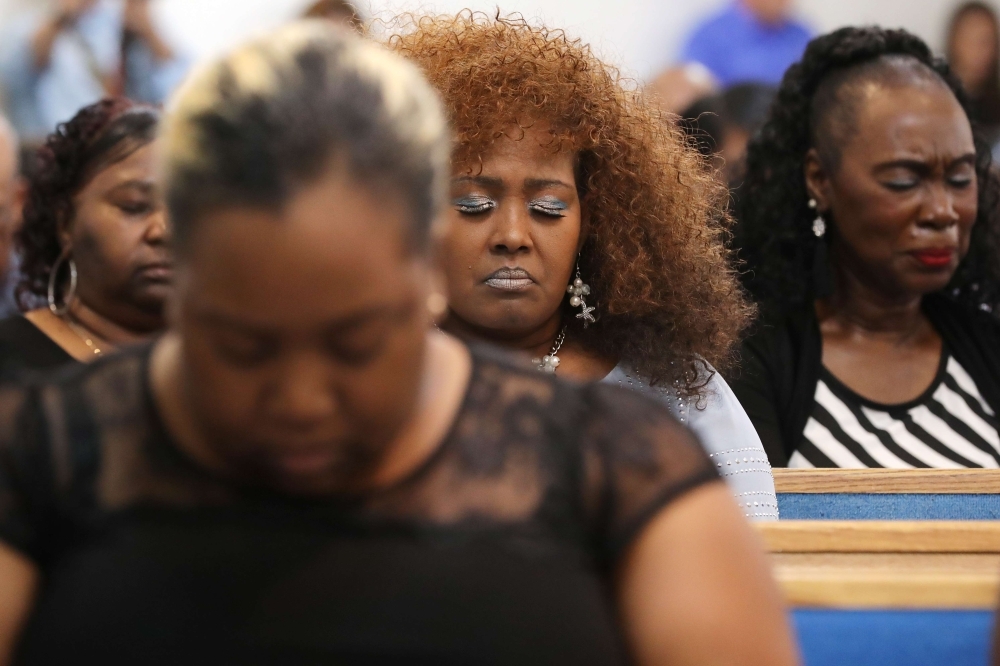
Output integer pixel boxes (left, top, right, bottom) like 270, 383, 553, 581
524, 178, 574, 190
451, 176, 575, 190
874, 154, 977, 171
194, 305, 404, 336
108, 179, 155, 194
452, 176, 504, 188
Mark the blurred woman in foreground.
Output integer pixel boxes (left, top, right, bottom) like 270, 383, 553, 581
0, 22, 796, 666
389, 13, 777, 520
0, 99, 168, 379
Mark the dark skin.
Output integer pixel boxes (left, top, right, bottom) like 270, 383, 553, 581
441, 124, 616, 380
804, 77, 978, 404
0, 163, 798, 666
26, 142, 171, 361
154, 165, 471, 497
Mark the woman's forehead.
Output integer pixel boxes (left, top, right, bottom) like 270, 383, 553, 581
846, 84, 973, 157
454, 126, 577, 177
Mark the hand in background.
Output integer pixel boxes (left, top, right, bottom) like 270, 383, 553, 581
123, 0, 174, 62
123, 0, 155, 37
34, 0, 97, 70
55, 0, 95, 27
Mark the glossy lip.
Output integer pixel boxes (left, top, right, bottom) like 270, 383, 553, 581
483, 267, 535, 292
910, 247, 956, 269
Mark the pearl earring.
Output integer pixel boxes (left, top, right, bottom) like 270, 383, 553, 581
809, 198, 826, 237
567, 263, 595, 327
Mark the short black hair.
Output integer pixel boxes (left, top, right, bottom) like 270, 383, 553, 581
735, 26, 1000, 316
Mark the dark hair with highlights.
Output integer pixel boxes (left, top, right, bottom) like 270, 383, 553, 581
16, 98, 160, 310
388, 12, 754, 395
736, 26, 1000, 316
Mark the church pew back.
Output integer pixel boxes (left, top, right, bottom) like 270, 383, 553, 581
774, 469, 1000, 520
759, 520, 1000, 666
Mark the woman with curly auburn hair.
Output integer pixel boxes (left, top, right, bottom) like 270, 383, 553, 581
0, 98, 168, 380
388, 12, 778, 520
731, 27, 1000, 468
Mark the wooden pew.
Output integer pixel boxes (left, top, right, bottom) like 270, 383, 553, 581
774, 469, 1000, 520
758, 520, 1000, 666
760, 520, 1000, 608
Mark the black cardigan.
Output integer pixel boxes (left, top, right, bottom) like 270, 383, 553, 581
729, 294, 1000, 467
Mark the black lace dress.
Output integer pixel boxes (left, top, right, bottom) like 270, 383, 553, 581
0, 344, 718, 666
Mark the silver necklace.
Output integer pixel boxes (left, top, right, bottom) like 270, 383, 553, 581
533, 326, 566, 374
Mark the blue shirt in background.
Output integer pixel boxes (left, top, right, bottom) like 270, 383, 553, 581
681, 2, 812, 86
0, 0, 189, 142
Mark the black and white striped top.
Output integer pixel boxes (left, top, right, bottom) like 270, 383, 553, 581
789, 351, 1000, 468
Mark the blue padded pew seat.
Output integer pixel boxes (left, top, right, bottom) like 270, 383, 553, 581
795, 609, 993, 666
774, 469, 1000, 520
779, 493, 1000, 519
761, 521, 1000, 666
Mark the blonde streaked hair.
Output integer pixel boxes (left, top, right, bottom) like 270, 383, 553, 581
161, 21, 449, 253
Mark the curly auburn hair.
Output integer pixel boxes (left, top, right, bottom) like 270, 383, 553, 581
386, 12, 754, 394
736, 26, 1000, 316
17, 98, 160, 310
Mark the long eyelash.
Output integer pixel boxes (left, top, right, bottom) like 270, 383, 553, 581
453, 195, 497, 214
529, 199, 568, 217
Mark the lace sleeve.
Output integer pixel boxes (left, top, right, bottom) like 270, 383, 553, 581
579, 383, 720, 564
0, 384, 56, 560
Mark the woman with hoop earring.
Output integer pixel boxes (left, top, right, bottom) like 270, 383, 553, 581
0, 98, 169, 380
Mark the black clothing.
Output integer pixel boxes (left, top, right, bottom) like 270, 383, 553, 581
730, 294, 1000, 467
0, 343, 717, 666
0, 315, 75, 382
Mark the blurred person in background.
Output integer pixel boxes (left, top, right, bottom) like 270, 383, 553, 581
0, 0, 188, 144
0, 118, 26, 320
0, 98, 168, 380
0, 23, 798, 666
732, 27, 1000, 468
303, 0, 362, 30
679, 82, 777, 183
946, 2, 1000, 146
647, 62, 718, 115
680, 0, 812, 86
391, 13, 778, 521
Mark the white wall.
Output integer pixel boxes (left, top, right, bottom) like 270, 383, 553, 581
2, 0, 997, 81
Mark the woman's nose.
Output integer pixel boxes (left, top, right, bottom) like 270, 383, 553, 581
919, 183, 961, 229
144, 208, 171, 244
269, 355, 338, 427
489, 206, 532, 255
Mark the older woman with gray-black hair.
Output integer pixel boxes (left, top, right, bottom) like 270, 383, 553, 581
0, 22, 794, 666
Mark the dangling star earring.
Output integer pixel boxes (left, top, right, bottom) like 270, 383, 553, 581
567, 263, 595, 327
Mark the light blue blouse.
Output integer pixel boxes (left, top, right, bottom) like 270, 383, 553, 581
602, 365, 778, 521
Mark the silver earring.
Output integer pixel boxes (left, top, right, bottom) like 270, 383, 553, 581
48, 250, 77, 316
809, 198, 826, 237
567, 263, 595, 327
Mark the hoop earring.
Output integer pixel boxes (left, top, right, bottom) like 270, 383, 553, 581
48, 250, 77, 316
567, 261, 596, 327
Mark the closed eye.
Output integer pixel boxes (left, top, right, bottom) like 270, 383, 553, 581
528, 197, 568, 218
453, 195, 497, 215
882, 179, 919, 192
